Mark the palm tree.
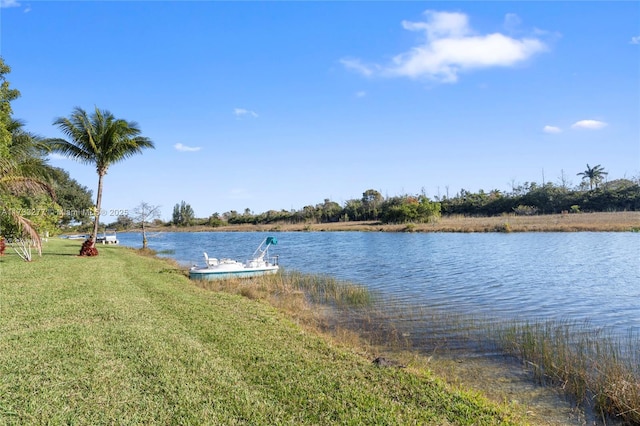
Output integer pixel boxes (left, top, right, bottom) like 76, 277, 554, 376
48, 107, 154, 251
577, 164, 608, 190
0, 119, 54, 256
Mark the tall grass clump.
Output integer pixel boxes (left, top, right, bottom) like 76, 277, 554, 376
280, 270, 373, 307
197, 270, 373, 307
494, 320, 640, 424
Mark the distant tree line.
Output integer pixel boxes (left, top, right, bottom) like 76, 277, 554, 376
134, 172, 637, 230
106, 172, 639, 231
207, 190, 442, 226
98, 167, 638, 231
102, 176, 640, 232
438, 178, 639, 217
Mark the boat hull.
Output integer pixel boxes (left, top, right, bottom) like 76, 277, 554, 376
189, 265, 279, 281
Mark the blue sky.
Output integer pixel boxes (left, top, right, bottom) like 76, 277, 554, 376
2, 1, 639, 221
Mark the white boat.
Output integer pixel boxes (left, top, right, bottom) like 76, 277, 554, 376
64, 234, 88, 240
189, 237, 280, 281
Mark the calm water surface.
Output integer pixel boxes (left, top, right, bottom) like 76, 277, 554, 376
118, 231, 639, 335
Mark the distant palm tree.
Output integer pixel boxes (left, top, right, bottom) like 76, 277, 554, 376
577, 164, 608, 190
48, 107, 154, 250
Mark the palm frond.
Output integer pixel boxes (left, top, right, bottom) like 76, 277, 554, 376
7, 209, 42, 256
0, 156, 15, 177
0, 153, 55, 199
46, 137, 95, 165
8, 117, 48, 151
51, 107, 99, 159
0, 175, 56, 200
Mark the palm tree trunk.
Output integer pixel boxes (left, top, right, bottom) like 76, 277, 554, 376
91, 171, 105, 247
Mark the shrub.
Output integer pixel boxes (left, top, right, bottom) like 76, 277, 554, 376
512, 205, 538, 216
403, 223, 416, 232
79, 239, 99, 256
494, 222, 511, 233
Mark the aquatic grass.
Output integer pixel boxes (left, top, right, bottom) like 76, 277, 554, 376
331, 296, 495, 353
280, 270, 374, 307
347, 305, 640, 423
492, 320, 640, 424
355, 301, 640, 424
197, 270, 373, 309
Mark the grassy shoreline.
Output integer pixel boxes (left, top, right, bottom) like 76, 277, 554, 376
133, 211, 639, 233
1, 239, 521, 425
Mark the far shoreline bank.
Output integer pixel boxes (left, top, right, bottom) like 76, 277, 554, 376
121, 211, 639, 234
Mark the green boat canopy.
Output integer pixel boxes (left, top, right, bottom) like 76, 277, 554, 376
266, 237, 277, 246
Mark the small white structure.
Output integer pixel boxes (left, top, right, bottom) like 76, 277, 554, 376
97, 230, 119, 245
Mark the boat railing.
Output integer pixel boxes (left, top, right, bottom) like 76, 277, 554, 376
251, 236, 278, 261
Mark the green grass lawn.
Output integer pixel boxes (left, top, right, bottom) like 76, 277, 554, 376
0, 239, 518, 425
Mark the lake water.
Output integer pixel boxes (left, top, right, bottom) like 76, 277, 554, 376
117, 231, 640, 336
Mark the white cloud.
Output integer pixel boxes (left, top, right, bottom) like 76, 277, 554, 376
342, 10, 548, 83
571, 119, 608, 130
631, 36, 640, 45
174, 143, 201, 152
1, 0, 30, 12
355, 90, 367, 98
233, 108, 258, 118
0, 0, 20, 8
543, 125, 562, 134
